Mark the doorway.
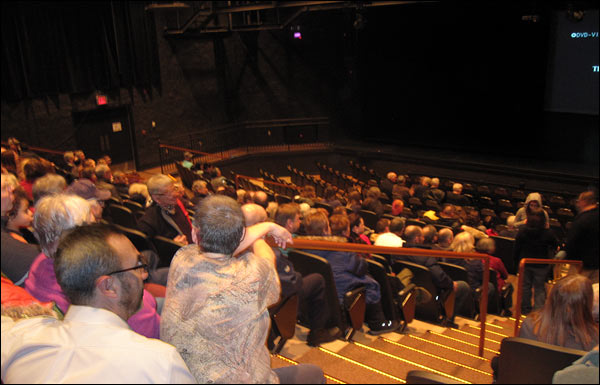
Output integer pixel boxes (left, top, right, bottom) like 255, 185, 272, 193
72, 105, 137, 170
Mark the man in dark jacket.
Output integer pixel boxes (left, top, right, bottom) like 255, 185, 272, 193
398, 226, 473, 323
137, 174, 193, 245
299, 210, 400, 334
564, 190, 599, 283
267, 203, 341, 346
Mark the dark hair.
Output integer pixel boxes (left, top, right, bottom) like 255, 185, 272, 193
375, 218, 390, 233
1, 150, 18, 173
194, 195, 244, 255
23, 158, 47, 181
54, 223, 122, 305
526, 207, 546, 229
389, 217, 406, 234
329, 214, 349, 236
348, 212, 363, 230
302, 211, 329, 236
7, 187, 29, 219
275, 203, 300, 228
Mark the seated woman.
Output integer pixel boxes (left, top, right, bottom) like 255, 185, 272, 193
24, 194, 161, 339
491, 274, 598, 381
519, 274, 598, 351
476, 237, 513, 316
448, 231, 493, 317
298, 211, 399, 334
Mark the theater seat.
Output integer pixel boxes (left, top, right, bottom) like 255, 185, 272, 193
497, 337, 586, 384
287, 249, 366, 340
268, 294, 299, 354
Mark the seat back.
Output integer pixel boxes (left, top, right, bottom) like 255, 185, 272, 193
113, 224, 157, 254
370, 254, 392, 273
497, 337, 586, 384
358, 209, 378, 230
438, 261, 469, 283
268, 294, 299, 354
366, 259, 399, 321
406, 218, 427, 228
107, 204, 138, 229
490, 236, 516, 274
152, 235, 185, 268
314, 201, 333, 216
487, 267, 501, 314
406, 370, 463, 384
392, 260, 443, 323
287, 250, 348, 332
122, 199, 144, 212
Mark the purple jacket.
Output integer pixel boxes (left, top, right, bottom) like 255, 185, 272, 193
24, 253, 160, 339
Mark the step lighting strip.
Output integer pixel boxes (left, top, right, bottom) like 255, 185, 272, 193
445, 328, 502, 344
483, 321, 505, 330
364, 339, 492, 377
397, 335, 491, 362
317, 347, 407, 383
349, 342, 471, 384
467, 325, 512, 338
274, 354, 346, 384
428, 331, 501, 355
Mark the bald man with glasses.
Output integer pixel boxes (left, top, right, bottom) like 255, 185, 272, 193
1, 223, 197, 384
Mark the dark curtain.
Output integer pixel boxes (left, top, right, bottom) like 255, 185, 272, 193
1, 1, 160, 103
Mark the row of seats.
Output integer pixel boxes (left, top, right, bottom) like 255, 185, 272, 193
270, 249, 416, 352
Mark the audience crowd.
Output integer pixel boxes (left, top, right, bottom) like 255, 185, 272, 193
1, 138, 598, 383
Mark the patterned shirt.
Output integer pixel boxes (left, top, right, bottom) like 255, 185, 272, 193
160, 244, 280, 384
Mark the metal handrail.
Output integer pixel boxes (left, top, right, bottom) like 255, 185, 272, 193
271, 238, 491, 357
513, 258, 583, 336
235, 174, 300, 192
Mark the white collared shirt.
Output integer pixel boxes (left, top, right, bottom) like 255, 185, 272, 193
374, 232, 406, 247
1, 306, 197, 384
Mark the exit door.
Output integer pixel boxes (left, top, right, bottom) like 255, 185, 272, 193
72, 106, 137, 169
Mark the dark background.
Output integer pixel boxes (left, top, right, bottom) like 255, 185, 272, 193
1, 1, 598, 171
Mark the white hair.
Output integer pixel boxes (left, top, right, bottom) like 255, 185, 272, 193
33, 194, 91, 257
32, 174, 67, 204
146, 174, 174, 196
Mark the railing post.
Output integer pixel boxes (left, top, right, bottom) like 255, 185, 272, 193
513, 258, 583, 337
158, 139, 164, 174
478, 255, 490, 357
513, 259, 526, 337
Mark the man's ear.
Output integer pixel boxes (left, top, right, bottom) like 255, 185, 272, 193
191, 226, 200, 245
95, 275, 119, 299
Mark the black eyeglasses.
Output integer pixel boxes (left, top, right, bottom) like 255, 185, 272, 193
106, 255, 148, 276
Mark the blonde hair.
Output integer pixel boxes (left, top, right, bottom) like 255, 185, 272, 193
450, 231, 475, 253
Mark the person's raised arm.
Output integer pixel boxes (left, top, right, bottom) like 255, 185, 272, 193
233, 222, 292, 256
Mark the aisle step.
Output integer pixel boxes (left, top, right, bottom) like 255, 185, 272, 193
390, 335, 493, 374
424, 330, 499, 360
271, 354, 346, 384
359, 338, 493, 384
295, 346, 406, 383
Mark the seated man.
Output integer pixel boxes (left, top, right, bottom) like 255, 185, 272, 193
374, 217, 406, 248
270, 203, 342, 346
398, 225, 473, 324
161, 195, 325, 384
138, 174, 193, 245
445, 183, 471, 207
299, 211, 400, 334
24, 194, 161, 339
1, 223, 196, 384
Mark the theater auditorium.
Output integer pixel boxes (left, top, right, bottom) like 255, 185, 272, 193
2, 1, 598, 384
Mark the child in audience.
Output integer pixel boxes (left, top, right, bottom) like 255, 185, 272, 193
5, 188, 35, 244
